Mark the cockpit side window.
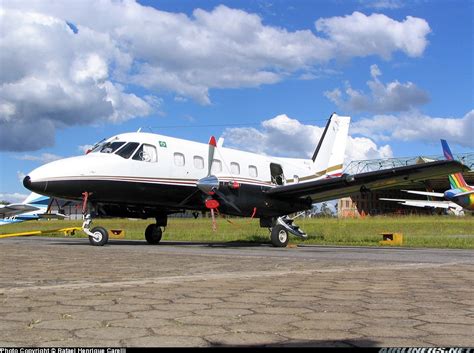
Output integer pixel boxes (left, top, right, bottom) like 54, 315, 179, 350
100, 141, 125, 154
116, 142, 140, 159
132, 144, 157, 162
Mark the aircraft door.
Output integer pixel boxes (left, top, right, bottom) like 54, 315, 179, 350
270, 163, 285, 185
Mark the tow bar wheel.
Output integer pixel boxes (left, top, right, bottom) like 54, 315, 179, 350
88, 226, 109, 246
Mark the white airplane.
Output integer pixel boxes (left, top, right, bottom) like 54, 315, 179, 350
379, 191, 465, 216
380, 139, 474, 216
22, 113, 468, 247
0, 192, 66, 226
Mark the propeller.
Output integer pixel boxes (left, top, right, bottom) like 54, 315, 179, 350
178, 136, 241, 218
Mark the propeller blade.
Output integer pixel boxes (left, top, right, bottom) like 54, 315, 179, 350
214, 189, 241, 214
207, 136, 217, 176
178, 189, 200, 207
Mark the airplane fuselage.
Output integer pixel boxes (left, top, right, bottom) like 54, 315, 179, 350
23, 132, 327, 219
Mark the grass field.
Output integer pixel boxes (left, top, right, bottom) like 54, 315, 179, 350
1, 215, 473, 249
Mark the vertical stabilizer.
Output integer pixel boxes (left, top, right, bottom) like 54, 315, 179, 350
22, 192, 50, 208
441, 139, 468, 189
311, 113, 351, 177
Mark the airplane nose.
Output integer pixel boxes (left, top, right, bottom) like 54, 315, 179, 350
23, 175, 48, 194
23, 175, 31, 189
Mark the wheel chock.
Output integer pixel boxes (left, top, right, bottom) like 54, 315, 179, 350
108, 229, 125, 239
379, 232, 403, 246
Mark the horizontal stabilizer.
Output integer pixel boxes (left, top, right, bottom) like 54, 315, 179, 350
452, 189, 474, 197
0, 204, 40, 218
401, 190, 445, 198
37, 213, 68, 219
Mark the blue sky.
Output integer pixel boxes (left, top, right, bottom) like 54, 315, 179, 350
0, 0, 473, 202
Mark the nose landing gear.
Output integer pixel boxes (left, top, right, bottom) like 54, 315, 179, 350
81, 192, 109, 246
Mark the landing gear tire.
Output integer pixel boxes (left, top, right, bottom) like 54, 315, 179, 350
145, 224, 162, 245
88, 226, 109, 246
271, 225, 289, 248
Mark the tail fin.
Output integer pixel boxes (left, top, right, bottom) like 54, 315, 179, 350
441, 139, 468, 189
22, 192, 50, 208
311, 113, 351, 177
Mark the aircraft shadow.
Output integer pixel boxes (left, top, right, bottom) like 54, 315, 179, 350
49, 238, 272, 248
209, 338, 380, 347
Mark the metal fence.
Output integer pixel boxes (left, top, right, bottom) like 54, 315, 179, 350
343, 152, 474, 175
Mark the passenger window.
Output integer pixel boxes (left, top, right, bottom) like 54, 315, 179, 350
211, 159, 222, 174
249, 165, 258, 178
100, 141, 125, 153
116, 142, 139, 159
132, 144, 157, 162
193, 156, 204, 169
230, 162, 240, 175
174, 153, 185, 167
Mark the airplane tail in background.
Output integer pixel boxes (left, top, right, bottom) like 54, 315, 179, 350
311, 113, 351, 178
22, 192, 50, 211
441, 139, 469, 189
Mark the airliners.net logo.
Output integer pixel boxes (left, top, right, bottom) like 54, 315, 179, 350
379, 348, 472, 353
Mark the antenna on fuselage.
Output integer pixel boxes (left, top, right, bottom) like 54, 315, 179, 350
137, 128, 142, 133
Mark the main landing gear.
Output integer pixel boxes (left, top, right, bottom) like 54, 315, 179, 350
145, 215, 167, 245
145, 224, 162, 244
269, 215, 307, 248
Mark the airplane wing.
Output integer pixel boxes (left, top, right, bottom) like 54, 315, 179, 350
0, 204, 40, 218
37, 213, 68, 219
266, 160, 469, 203
379, 198, 456, 209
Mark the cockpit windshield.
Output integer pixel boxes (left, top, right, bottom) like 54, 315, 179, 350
99, 141, 126, 154
89, 138, 107, 153
88, 138, 156, 163
89, 137, 126, 154
116, 142, 140, 159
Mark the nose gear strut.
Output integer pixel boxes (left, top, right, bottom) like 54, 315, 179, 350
81, 192, 109, 246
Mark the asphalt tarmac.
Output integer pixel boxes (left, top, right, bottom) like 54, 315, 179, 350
0, 237, 473, 347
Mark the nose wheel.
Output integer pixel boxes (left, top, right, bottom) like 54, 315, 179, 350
81, 192, 109, 246
88, 226, 109, 246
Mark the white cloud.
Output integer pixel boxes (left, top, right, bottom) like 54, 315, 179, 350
223, 114, 392, 163
78, 145, 94, 154
352, 110, 474, 148
1, 2, 432, 151
315, 12, 430, 59
325, 64, 429, 113
16, 153, 64, 163
16, 171, 26, 183
0, 7, 154, 151
0, 192, 29, 203
360, 0, 404, 9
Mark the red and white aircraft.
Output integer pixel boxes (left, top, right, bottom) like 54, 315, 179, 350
23, 113, 468, 247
